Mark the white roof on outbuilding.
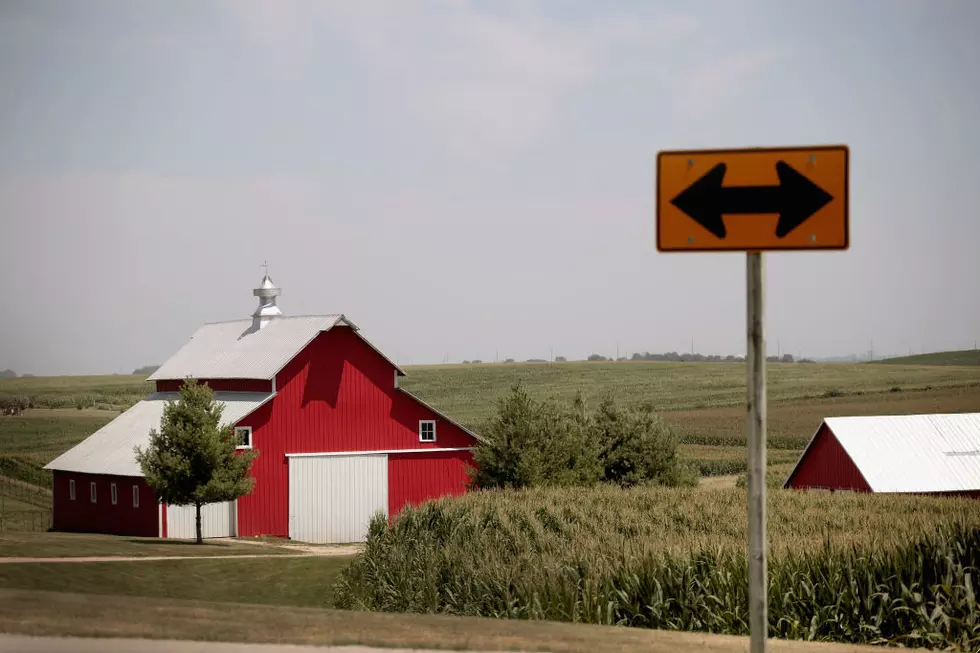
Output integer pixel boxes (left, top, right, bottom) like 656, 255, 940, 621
148, 315, 356, 381
788, 412, 980, 493
44, 392, 273, 477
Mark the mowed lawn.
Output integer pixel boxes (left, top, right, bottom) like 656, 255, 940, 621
0, 555, 351, 609
0, 531, 296, 558
0, 589, 880, 653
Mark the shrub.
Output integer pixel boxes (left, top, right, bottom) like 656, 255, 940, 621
469, 385, 600, 489
592, 398, 684, 487
469, 385, 691, 490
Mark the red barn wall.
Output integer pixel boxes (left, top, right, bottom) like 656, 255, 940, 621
155, 379, 272, 393
52, 471, 158, 537
388, 449, 475, 517
786, 425, 872, 492
236, 326, 477, 538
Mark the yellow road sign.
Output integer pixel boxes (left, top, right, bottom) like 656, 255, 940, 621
656, 145, 849, 252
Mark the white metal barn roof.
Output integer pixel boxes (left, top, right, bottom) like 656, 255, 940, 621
44, 392, 273, 477
793, 413, 980, 493
148, 315, 355, 381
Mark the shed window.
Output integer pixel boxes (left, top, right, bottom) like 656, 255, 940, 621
419, 420, 436, 443
235, 426, 252, 450
133, 485, 139, 508
111, 483, 118, 505
90, 482, 97, 503
69, 479, 76, 501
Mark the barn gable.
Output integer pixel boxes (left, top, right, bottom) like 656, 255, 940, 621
784, 413, 980, 494
783, 424, 871, 492
235, 324, 478, 538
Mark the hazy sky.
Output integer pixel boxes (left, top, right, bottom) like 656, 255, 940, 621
2, 1, 979, 376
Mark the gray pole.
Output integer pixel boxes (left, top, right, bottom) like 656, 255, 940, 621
746, 252, 768, 653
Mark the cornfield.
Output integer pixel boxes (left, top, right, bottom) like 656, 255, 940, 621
334, 486, 980, 649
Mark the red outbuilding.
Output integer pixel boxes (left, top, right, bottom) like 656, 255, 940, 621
46, 274, 480, 542
784, 413, 980, 498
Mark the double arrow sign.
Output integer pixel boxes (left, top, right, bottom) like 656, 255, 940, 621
671, 161, 833, 240
656, 146, 849, 252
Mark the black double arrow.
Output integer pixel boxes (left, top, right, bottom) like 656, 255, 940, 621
670, 161, 834, 239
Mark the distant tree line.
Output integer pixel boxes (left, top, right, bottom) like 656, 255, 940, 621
579, 352, 808, 363
133, 365, 160, 376
0, 369, 17, 379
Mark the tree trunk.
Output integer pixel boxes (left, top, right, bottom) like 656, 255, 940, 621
195, 501, 203, 545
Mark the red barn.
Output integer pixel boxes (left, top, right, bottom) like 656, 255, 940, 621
45, 274, 480, 542
784, 413, 980, 498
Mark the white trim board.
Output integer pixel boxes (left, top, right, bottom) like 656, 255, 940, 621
285, 447, 473, 458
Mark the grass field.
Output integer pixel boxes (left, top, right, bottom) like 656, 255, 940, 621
878, 349, 980, 366
0, 590, 879, 653
3, 361, 979, 427
0, 555, 349, 608
1, 363, 978, 493
0, 532, 297, 558
397, 360, 980, 427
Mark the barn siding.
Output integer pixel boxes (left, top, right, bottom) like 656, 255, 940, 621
388, 450, 474, 517
52, 470, 158, 537
786, 425, 872, 492
236, 326, 477, 538
154, 379, 272, 393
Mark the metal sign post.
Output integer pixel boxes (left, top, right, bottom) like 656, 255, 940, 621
746, 252, 767, 653
656, 144, 849, 653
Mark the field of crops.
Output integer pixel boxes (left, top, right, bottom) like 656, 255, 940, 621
336, 486, 980, 648
1, 363, 978, 491
0, 375, 151, 411
0, 409, 115, 487
3, 361, 979, 427
879, 349, 980, 367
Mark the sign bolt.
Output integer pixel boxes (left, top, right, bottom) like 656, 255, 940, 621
809, 234, 817, 242
688, 236, 695, 244
687, 159, 695, 167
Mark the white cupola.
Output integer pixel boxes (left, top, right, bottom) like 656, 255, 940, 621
251, 265, 283, 330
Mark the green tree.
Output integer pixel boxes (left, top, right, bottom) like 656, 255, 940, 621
134, 378, 258, 543
469, 384, 600, 489
592, 398, 688, 487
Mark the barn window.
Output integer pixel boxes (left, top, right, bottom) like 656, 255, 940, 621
69, 479, 76, 501
90, 482, 97, 503
133, 485, 139, 508
111, 483, 118, 505
235, 426, 252, 449
419, 420, 436, 442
